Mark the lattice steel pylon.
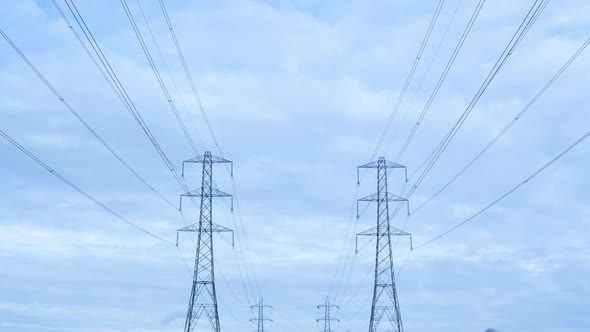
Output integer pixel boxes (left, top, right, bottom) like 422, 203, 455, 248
356, 157, 412, 332
177, 151, 234, 332
250, 297, 272, 332
317, 297, 338, 332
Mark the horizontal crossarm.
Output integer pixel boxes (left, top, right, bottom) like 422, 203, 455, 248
179, 188, 233, 211
358, 157, 407, 184
356, 226, 412, 252
182, 152, 233, 177
176, 222, 234, 247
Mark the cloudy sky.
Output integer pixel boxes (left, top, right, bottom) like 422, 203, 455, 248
1, 0, 589, 331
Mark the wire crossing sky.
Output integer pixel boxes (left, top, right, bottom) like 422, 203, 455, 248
0, 1, 589, 332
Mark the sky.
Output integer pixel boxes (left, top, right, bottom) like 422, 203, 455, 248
1, 0, 590, 331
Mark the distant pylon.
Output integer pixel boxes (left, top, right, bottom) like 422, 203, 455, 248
177, 151, 234, 332
250, 297, 273, 332
356, 157, 412, 332
316, 297, 339, 332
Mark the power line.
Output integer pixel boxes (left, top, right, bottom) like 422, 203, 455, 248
0, 26, 177, 210
336, 238, 377, 307
0, 128, 175, 246
413, 122, 590, 250
330, 0, 465, 306
412, 34, 590, 214
339, 259, 374, 308
157, 0, 222, 155
331, 193, 384, 303
227, 178, 264, 300
60, 10, 240, 295
176, 245, 194, 275
388, 0, 551, 226
407, 0, 551, 194
332, 245, 359, 302
55, 1, 227, 257
5, 7, 232, 308
383, 0, 550, 274
217, 198, 257, 304
64, 1, 260, 305
394, 0, 487, 163
371, 0, 446, 158
383, 0, 465, 157
215, 256, 247, 307
327, 182, 360, 287
117, 0, 201, 156
395, 250, 413, 278
51, 0, 186, 191
216, 203, 257, 305
59, 5, 234, 271
328, 0, 450, 304
56, 0, 208, 219
155, 0, 263, 301
342, 289, 373, 322
133, 0, 207, 150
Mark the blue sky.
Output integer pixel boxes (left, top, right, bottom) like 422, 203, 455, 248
1, 0, 590, 331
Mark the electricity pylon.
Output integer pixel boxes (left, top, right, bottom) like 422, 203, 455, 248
317, 297, 339, 332
250, 297, 272, 332
177, 151, 234, 332
356, 157, 412, 332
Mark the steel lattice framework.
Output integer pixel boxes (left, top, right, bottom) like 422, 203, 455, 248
177, 151, 233, 332
356, 157, 412, 332
250, 297, 272, 332
317, 297, 339, 332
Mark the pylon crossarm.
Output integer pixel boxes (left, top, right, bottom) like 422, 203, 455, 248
358, 158, 406, 184
358, 159, 406, 170
211, 223, 234, 247
211, 223, 233, 233
176, 223, 234, 246
358, 192, 407, 202
179, 188, 232, 211
181, 152, 232, 176
357, 226, 410, 237
184, 154, 231, 165
355, 227, 411, 252
357, 193, 410, 215
251, 305, 273, 309
249, 318, 272, 322
182, 187, 232, 197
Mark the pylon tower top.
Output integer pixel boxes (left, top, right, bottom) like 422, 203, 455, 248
357, 157, 407, 184
181, 151, 232, 177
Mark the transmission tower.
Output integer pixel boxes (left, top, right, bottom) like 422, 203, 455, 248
250, 297, 273, 332
356, 157, 412, 332
177, 151, 234, 332
317, 297, 339, 332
